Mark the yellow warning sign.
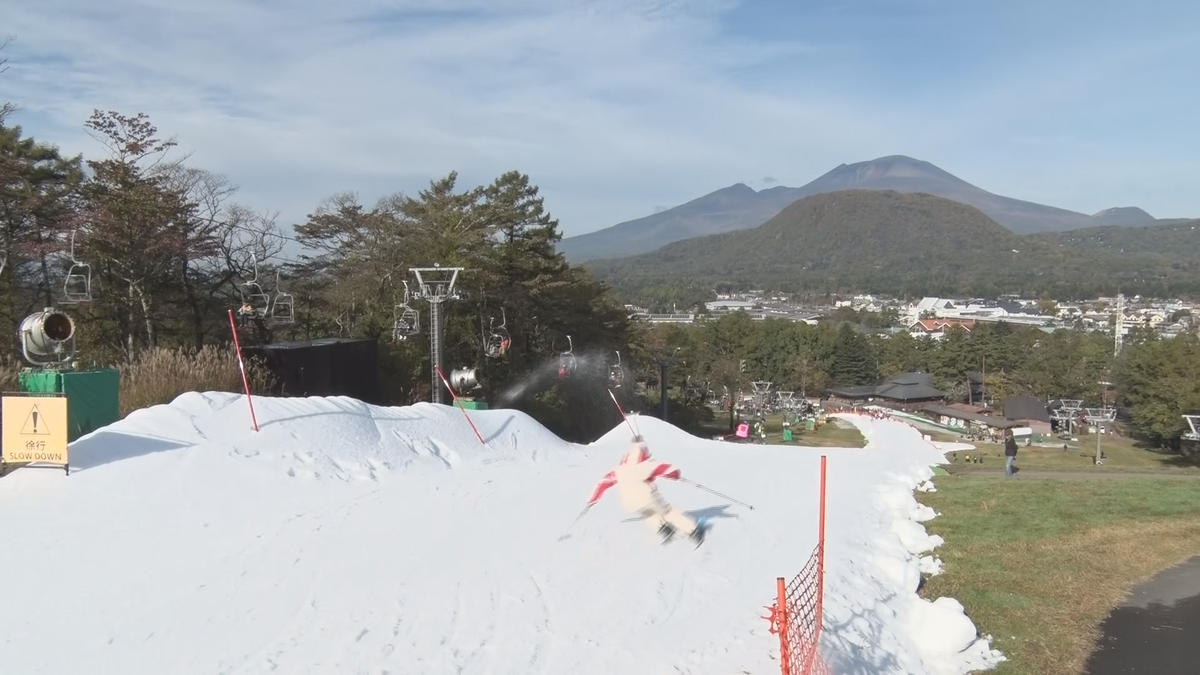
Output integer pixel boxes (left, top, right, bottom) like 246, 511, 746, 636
2, 396, 68, 468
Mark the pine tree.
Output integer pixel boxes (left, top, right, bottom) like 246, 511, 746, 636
832, 323, 876, 385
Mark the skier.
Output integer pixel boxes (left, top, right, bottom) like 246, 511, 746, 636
586, 436, 706, 545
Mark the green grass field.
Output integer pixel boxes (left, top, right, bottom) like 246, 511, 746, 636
942, 432, 1200, 475
917, 474, 1200, 674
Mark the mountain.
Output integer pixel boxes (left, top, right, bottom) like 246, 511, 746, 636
1090, 206, 1156, 227
779, 155, 1105, 234
558, 155, 1180, 261
581, 190, 1200, 299
554, 183, 802, 261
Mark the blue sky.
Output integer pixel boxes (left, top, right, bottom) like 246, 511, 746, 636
4, 0, 1198, 239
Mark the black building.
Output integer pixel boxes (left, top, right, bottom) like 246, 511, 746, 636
242, 337, 382, 405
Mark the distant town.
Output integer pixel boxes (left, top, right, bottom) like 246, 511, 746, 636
626, 291, 1192, 343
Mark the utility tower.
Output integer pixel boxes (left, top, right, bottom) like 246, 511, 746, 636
410, 265, 466, 404
1113, 292, 1125, 357
751, 380, 773, 415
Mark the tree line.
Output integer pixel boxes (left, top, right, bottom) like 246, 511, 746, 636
1, 96, 651, 439
641, 312, 1200, 453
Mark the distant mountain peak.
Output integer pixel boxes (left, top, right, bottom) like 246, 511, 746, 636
718, 182, 757, 195
1093, 206, 1153, 218
823, 155, 969, 185
1091, 206, 1155, 226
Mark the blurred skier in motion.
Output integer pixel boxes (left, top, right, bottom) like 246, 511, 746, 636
586, 436, 705, 544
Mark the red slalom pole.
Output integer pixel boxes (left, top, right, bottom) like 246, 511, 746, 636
435, 366, 486, 446
608, 388, 639, 437
227, 310, 260, 432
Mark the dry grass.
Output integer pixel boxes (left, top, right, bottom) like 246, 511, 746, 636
0, 354, 21, 392
918, 475, 1200, 674
118, 346, 275, 417
0, 347, 272, 418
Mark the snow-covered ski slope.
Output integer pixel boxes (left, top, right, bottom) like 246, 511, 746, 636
0, 392, 1004, 674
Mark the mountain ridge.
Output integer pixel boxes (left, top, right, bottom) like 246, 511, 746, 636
558, 155, 1181, 261
581, 189, 1200, 300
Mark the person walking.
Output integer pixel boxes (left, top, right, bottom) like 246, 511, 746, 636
1004, 429, 1019, 477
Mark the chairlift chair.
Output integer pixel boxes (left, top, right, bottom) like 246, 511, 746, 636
62, 230, 93, 304
240, 254, 271, 319
270, 270, 295, 325
484, 308, 511, 358
557, 335, 577, 379
608, 350, 624, 387
392, 281, 421, 342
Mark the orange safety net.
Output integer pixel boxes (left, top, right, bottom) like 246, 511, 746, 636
763, 543, 830, 675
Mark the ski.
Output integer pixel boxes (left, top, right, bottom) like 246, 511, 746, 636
691, 517, 710, 548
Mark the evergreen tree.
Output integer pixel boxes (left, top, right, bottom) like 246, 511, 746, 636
832, 324, 876, 385
0, 121, 84, 330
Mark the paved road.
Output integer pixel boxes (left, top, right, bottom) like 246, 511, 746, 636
1085, 556, 1200, 675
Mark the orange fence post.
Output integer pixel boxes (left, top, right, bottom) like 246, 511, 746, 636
817, 454, 827, 644
767, 455, 831, 675
776, 576, 790, 675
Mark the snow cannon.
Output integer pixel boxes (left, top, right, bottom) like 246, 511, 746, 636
449, 367, 488, 410
18, 308, 77, 367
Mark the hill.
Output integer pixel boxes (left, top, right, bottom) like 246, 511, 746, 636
582, 191, 1200, 299
776, 155, 1102, 235
559, 155, 1182, 261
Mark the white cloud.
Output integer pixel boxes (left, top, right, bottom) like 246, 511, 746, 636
3, 0, 1198, 240
2, 0, 912, 237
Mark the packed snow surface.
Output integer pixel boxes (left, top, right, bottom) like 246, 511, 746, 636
0, 392, 1004, 674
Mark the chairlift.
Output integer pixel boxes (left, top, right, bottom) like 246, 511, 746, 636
270, 269, 295, 325
608, 350, 624, 387
484, 308, 511, 358
557, 335, 577, 379
239, 254, 271, 319
392, 281, 421, 342
62, 230, 93, 303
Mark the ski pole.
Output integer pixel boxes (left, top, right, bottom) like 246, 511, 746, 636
557, 504, 592, 541
681, 479, 755, 510
609, 388, 639, 437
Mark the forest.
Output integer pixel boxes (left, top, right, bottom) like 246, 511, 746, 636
636, 311, 1200, 452
3, 77, 1198, 450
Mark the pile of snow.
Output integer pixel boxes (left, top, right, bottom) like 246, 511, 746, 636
821, 413, 1005, 673
0, 393, 1003, 674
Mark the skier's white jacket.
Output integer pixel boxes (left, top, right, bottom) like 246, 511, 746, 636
586, 438, 698, 535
